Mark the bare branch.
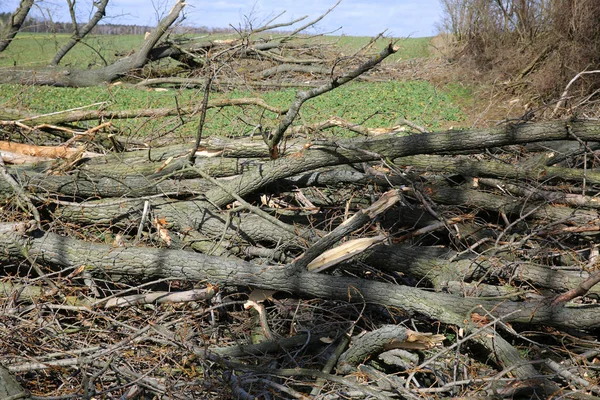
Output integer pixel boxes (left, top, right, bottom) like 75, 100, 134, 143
128, 0, 186, 70
552, 70, 600, 117
0, 0, 34, 53
2, 98, 283, 126
250, 14, 308, 35
50, 0, 110, 66
283, 0, 342, 41
265, 40, 399, 158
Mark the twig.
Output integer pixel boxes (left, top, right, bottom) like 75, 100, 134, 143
282, 0, 342, 41
103, 287, 216, 308
310, 334, 351, 396
552, 70, 600, 117
393, 215, 471, 243
221, 362, 393, 400
250, 13, 306, 35
544, 358, 600, 394
16, 102, 107, 122
395, 117, 429, 133
6, 98, 284, 126
189, 72, 213, 164
552, 245, 600, 305
405, 309, 521, 388
136, 200, 150, 242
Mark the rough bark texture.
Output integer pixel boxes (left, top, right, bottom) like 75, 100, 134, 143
3, 60, 600, 396
0, 0, 33, 53
2, 223, 600, 333
337, 325, 408, 373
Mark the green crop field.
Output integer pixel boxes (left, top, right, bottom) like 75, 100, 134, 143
334, 35, 432, 60
0, 33, 470, 141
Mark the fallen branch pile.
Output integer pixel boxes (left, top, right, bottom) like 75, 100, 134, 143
1, 119, 600, 398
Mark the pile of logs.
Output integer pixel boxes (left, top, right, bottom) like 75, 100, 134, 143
1, 120, 600, 398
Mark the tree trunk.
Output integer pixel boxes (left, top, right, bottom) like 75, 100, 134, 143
2, 223, 599, 331
0, 0, 33, 53
4, 118, 600, 396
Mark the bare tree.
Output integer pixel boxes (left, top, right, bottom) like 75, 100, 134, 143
440, 0, 600, 108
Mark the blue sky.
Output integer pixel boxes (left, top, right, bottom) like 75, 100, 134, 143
1, 0, 443, 37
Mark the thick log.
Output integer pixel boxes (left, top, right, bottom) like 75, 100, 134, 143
0, 153, 254, 200
395, 154, 600, 186
2, 121, 600, 205
2, 223, 600, 331
360, 243, 600, 297
423, 183, 599, 225
337, 325, 408, 374
206, 120, 600, 206
52, 197, 304, 249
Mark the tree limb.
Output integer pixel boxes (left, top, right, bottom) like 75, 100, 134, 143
264, 41, 399, 158
0, 0, 34, 53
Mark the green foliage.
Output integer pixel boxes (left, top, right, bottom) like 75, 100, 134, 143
299, 81, 464, 131
441, 81, 474, 113
195, 80, 465, 138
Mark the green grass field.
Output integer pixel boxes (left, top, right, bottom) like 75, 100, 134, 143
0, 33, 469, 141
334, 35, 431, 60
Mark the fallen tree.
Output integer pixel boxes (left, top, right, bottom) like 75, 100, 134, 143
0, 0, 355, 89
2, 117, 600, 398
0, 0, 185, 87
2, 1, 600, 398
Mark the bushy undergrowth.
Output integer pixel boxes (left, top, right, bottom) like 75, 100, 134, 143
439, 0, 600, 114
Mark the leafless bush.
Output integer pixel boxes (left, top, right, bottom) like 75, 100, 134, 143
439, 0, 600, 112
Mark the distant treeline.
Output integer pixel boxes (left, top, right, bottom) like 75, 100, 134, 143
0, 12, 234, 35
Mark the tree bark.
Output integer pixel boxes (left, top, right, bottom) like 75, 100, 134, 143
360, 243, 600, 297
2, 223, 600, 331
3, 117, 600, 396
0, 0, 34, 53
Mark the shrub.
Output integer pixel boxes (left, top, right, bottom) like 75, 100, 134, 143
439, 0, 600, 109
